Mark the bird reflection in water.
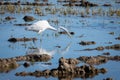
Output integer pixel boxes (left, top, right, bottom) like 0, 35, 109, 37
26, 42, 71, 57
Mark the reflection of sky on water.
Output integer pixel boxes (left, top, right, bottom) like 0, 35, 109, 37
26, 42, 71, 56
0, 0, 120, 80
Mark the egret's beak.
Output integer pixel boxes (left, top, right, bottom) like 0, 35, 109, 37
59, 26, 72, 38
67, 32, 72, 38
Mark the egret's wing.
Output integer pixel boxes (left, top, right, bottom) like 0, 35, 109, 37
26, 20, 49, 32
59, 26, 72, 37
26, 23, 40, 32
34, 20, 50, 27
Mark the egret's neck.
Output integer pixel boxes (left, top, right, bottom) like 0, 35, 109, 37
49, 26, 57, 31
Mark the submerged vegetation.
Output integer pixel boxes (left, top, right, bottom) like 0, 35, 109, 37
0, 1, 120, 17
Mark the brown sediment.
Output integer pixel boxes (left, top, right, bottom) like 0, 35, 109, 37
57, 0, 81, 3
95, 46, 104, 51
15, 57, 106, 79
0, 1, 53, 6
23, 62, 30, 68
23, 16, 35, 22
79, 44, 120, 51
8, 37, 37, 43
77, 55, 108, 65
14, 23, 32, 26
59, 31, 75, 35
102, 52, 110, 55
115, 1, 120, 3
77, 55, 120, 65
0, 54, 51, 72
108, 32, 114, 35
5, 16, 16, 20
62, 0, 98, 7
14, 54, 51, 62
115, 36, 120, 40
103, 77, 113, 80
79, 41, 96, 45
103, 4, 112, 6
0, 58, 19, 73
105, 44, 120, 50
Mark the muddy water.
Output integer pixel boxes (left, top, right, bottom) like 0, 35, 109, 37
0, 0, 120, 80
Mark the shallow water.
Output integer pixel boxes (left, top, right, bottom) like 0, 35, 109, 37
0, 0, 120, 80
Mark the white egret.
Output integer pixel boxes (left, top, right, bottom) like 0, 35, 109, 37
26, 20, 71, 37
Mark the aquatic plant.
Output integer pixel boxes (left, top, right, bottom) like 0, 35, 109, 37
50, 7, 57, 14
108, 7, 115, 16
116, 9, 120, 16
16, 5, 22, 13
34, 7, 44, 16
6, 4, 15, 13
85, 6, 90, 15
0, 1, 119, 19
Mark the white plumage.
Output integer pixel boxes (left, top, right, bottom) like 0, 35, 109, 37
26, 20, 71, 37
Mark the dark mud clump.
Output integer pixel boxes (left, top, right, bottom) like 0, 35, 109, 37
24, 54, 52, 62
108, 32, 114, 35
95, 44, 120, 50
77, 55, 120, 65
59, 31, 75, 35
0, 54, 51, 72
79, 41, 96, 45
102, 52, 110, 55
105, 44, 120, 50
103, 77, 113, 80
23, 16, 35, 22
5, 16, 16, 20
14, 23, 32, 26
77, 56, 108, 65
23, 62, 30, 68
95, 46, 104, 51
13, 54, 51, 62
61, 0, 98, 7
8, 37, 37, 43
80, 44, 120, 51
15, 57, 106, 79
0, 1, 52, 6
0, 59, 19, 73
103, 4, 112, 6
115, 36, 120, 40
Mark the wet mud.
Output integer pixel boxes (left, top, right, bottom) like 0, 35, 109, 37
8, 37, 37, 43
58, 0, 98, 7
79, 41, 96, 45
14, 55, 120, 79
5, 16, 16, 21
15, 57, 107, 79
0, 54, 51, 72
59, 31, 75, 35
79, 44, 120, 51
77, 55, 120, 65
0, 1, 52, 6
14, 23, 32, 26
115, 36, 120, 40
23, 16, 35, 22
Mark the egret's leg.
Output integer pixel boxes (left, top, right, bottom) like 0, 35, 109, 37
39, 33, 42, 42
